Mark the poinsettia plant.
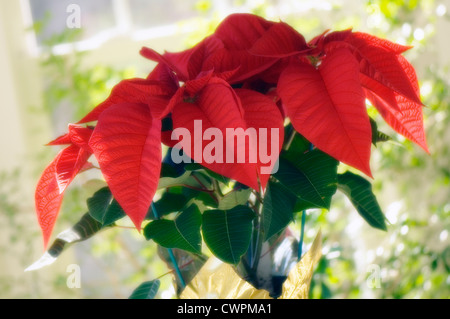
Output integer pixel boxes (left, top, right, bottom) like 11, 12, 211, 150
31, 13, 427, 298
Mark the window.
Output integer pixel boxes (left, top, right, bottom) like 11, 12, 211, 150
27, 0, 116, 45
128, 0, 200, 29
24, 0, 209, 53
23, 0, 337, 55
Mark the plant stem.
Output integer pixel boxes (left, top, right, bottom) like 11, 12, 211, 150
249, 186, 264, 287
213, 179, 224, 198
191, 173, 219, 204
298, 143, 313, 261
151, 203, 186, 289
298, 211, 307, 261
284, 124, 296, 151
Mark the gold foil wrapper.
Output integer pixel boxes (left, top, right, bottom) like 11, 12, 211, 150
180, 230, 322, 299
279, 230, 322, 299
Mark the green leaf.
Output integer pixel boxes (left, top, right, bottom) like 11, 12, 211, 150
370, 118, 391, 146
194, 192, 219, 209
203, 169, 230, 185
153, 192, 189, 216
87, 187, 125, 226
218, 187, 252, 210
160, 162, 182, 178
337, 171, 387, 231
144, 204, 202, 254
158, 171, 212, 191
185, 163, 230, 185
87, 187, 112, 222
284, 130, 311, 162
294, 198, 320, 212
25, 213, 105, 271
202, 205, 255, 264
275, 149, 338, 210
103, 199, 126, 226
129, 280, 160, 299
262, 180, 297, 240
184, 163, 204, 171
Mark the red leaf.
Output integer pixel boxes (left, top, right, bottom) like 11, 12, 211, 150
279, 49, 372, 176
140, 47, 189, 81
364, 53, 428, 152
78, 78, 172, 124
203, 48, 277, 84
351, 32, 412, 54
35, 152, 64, 248
89, 103, 162, 231
248, 57, 294, 85
185, 36, 224, 79
185, 70, 214, 96
159, 48, 196, 82
250, 22, 310, 58
172, 80, 260, 190
35, 144, 91, 248
309, 29, 352, 52
323, 36, 421, 105
359, 73, 401, 112
315, 30, 420, 107
46, 133, 71, 146
46, 125, 93, 149
142, 15, 277, 84
355, 47, 420, 104
55, 144, 91, 193
159, 87, 187, 148
235, 89, 284, 189
200, 13, 278, 83
141, 36, 223, 82
68, 124, 94, 152
147, 62, 179, 93
365, 89, 428, 152
214, 13, 274, 50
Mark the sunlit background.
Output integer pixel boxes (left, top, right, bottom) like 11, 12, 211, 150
0, 0, 449, 299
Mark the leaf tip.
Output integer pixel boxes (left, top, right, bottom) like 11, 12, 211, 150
421, 141, 430, 155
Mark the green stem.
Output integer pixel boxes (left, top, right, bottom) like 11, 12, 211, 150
298, 143, 314, 261
151, 203, 186, 289
298, 211, 306, 261
284, 125, 297, 151
250, 187, 264, 286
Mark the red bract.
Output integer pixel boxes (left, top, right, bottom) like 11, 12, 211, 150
172, 78, 259, 190
141, 13, 278, 84
78, 77, 177, 124
309, 29, 427, 152
89, 102, 162, 232
35, 13, 427, 247
36, 125, 93, 247
279, 48, 372, 177
235, 89, 284, 188
35, 152, 65, 248
171, 78, 284, 190
250, 21, 310, 58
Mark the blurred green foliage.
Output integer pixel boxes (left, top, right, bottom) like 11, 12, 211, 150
37, 29, 134, 121
305, 0, 450, 299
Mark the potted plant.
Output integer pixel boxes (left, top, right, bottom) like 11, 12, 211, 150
29, 13, 427, 299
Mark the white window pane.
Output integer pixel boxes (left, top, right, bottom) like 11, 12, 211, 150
29, 0, 116, 45
129, 0, 200, 29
